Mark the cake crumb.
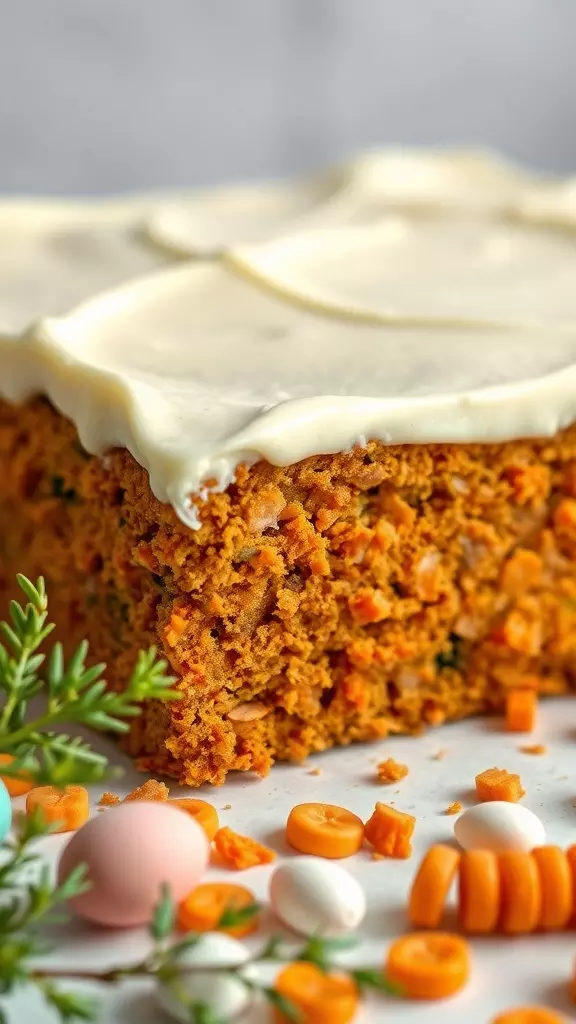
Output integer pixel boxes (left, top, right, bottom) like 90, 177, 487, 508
519, 743, 547, 756
431, 748, 448, 761
213, 826, 276, 870
98, 792, 121, 806
376, 758, 408, 784
124, 779, 169, 802
443, 801, 463, 815
222, 803, 232, 810
307, 767, 322, 776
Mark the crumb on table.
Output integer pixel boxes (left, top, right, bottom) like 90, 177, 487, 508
213, 826, 276, 870
475, 767, 525, 803
376, 757, 409, 784
123, 779, 170, 802
444, 801, 463, 815
519, 743, 547, 756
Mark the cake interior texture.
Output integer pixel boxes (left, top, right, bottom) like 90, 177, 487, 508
1, 396, 576, 787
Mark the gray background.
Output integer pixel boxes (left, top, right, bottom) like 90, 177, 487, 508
0, 0, 575, 196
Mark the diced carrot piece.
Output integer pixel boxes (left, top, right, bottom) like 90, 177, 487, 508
498, 851, 541, 934
506, 690, 537, 733
170, 798, 220, 840
531, 846, 573, 931
491, 1009, 566, 1024
458, 850, 500, 934
364, 802, 415, 859
566, 845, 576, 923
385, 932, 470, 1000
408, 845, 460, 928
273, 961, 359, 1023
177, 882, 258, 938
213, 826, 276, 870
376, 758, 409, 784
475, 767, 525, 803
26, 786, 89, 833
348, 587, 391, 624
286, 803, 364, 859
0, 753, 33, 796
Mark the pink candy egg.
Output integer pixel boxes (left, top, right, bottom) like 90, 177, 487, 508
57, 801, 209, 928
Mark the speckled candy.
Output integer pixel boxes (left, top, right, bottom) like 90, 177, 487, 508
57, 801, 209, 927
0, 778, 12, 843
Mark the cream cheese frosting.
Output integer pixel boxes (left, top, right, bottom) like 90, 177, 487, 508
2, 147, 576, 529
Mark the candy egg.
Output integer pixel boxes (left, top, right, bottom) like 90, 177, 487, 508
454, 801, 546, 853
156, 932, 253, 1022
57, 801, 209, 927
0, 778, 12, 843
269, 856, 366, 937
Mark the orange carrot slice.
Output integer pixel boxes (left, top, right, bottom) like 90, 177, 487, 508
475, 767, 525, 803
0, 753, 33, 797
273, 961, 359, 1023
506, 689, 537, 733
286, 803, 364, 859
408, 845, 460, 928
531, 846, 573, 931
170, 798, 220, 840
364, 802, 415, 859
385, 932, 470, 1000
26, 785, 89, 833
491, 1008, 566, 1023
565, 845, 576, 923
498, 850, 541, 934
458, 849, 500, 934
177, 882, 258, 937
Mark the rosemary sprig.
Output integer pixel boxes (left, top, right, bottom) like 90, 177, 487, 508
0, 574, 180, 786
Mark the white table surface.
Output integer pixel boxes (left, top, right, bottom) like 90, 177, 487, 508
4, 697, 576, 1024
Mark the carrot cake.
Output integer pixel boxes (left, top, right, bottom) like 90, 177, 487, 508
2, 149, 576, 786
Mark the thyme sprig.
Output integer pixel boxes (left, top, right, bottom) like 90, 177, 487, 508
0, 575, 180, 786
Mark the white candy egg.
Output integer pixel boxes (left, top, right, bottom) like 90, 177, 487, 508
156, 933, 254, 1022
454, 801, 546, 853
269, 856, 366, 937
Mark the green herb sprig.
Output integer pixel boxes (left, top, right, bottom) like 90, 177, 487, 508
0, 575, 180, 787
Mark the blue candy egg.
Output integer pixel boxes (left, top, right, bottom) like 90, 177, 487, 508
0, 778, 13, 843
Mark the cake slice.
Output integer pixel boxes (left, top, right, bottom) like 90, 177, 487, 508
2, 149, 576, 787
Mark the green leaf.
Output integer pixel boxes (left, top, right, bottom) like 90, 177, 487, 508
189, 1004, 225, 1024
263, 988, 302, 1023
54, 862, 91, 903
258, 935, 285, 961
217, 901, 261, 929
352, 968, 403, 996
16, 574, 46, 609
150, 884, 175, 941
40, 982, 98, 1021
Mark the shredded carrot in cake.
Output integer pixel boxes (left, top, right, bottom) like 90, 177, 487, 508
444, 801, 463, 815
475, 768, 525, 803
376, 757, 409, 784
213, 826, 276, 870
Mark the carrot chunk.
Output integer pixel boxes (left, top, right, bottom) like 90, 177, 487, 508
475, 767, 525, 803
170, 798, 220, 840
498, 850, 541, 934
385, 932, 470, 1000
364, 802, 415, 859
273, 961, 359, 1023
506, 690, 537, 733
177, 882, 258, 937
376, 758, 409, 784
213, 826, 276, 870
26, 785, 89, 833
286, 803, 364, 859
531, 846, 573, 931
491, 1009, 566, 1023
408, 845, 460, 928
458, 850, 500, 934
0, 753, 33, 797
